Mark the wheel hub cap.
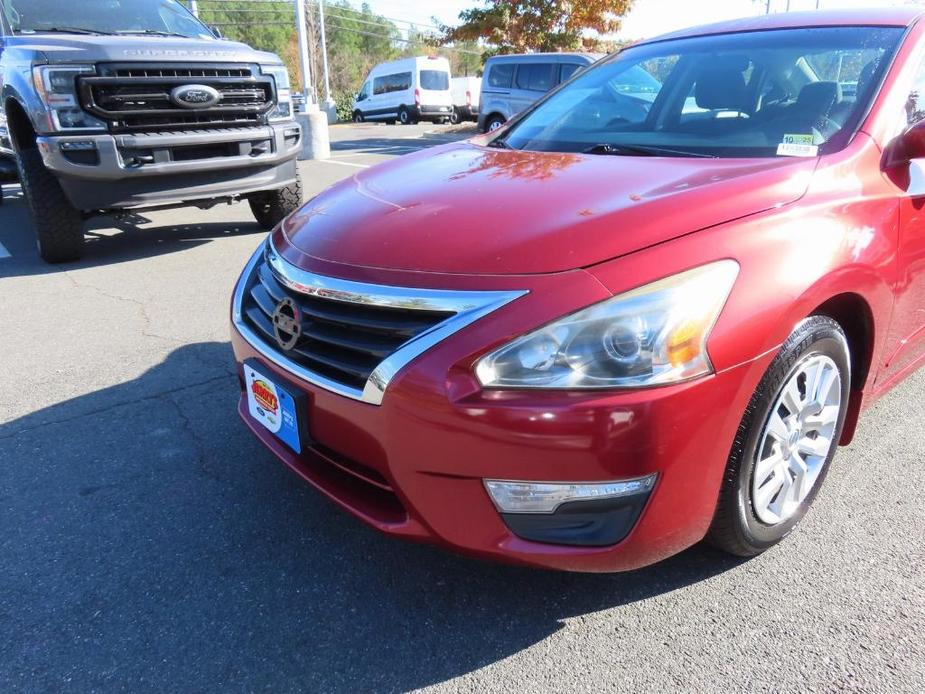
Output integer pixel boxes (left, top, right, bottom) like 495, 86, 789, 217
751, 354, 842, 525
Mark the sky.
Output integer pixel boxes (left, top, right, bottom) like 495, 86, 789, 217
359, 0, 922, 40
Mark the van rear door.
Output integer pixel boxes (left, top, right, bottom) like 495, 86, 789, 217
419, 68, 452, 107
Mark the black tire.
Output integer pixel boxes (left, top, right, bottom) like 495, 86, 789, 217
707, 316, 851, 557
16, 148, 84, 263
398, 106, 412, 125
352, 110, 364, 123
484, 114, 506, 133
247, 173, 303, 230
449, 109, 461, 125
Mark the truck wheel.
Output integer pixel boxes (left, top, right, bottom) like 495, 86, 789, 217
353, 110, 364, 123
398, 106, 412, 125
449, 109, 461, 125
248, 174, 303, 230
16, 148, 84, 263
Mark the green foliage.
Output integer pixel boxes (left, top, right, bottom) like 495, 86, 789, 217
335, 91, 356, 122
194, 0, 294, 58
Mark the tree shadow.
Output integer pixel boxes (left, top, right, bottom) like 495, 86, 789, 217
2, 342, 748, 692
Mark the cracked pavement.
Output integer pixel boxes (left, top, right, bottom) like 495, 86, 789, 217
1, 123, 924, 693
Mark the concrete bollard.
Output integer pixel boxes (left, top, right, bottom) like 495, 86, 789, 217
296, 109, 331, 161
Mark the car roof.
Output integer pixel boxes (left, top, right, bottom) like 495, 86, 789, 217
485, 52, 595, 64
637, 7, 924, 45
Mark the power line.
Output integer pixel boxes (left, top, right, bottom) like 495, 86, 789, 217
307, 1, 444, 32
323, 19, 480, 55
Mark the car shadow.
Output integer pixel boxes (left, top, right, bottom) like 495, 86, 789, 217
0, 192, 265, 279
2, 342, 748, 692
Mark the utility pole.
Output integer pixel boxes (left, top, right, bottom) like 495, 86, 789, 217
295, 0, 314, 105
318, 0, 333, 106
293, 0, 330, 161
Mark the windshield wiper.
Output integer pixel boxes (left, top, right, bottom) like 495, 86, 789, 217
486, 138, 511, 149
583, 143, 717, 159
22, 27, 115, 35
116, 29, 189, 38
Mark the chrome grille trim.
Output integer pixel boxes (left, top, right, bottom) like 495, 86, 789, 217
232, 239, 527, 405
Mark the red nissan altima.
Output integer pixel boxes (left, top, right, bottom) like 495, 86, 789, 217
232, 9, 925, 572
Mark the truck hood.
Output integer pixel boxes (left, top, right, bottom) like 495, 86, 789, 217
281, 142, 818, 275
8, 35, 278, 65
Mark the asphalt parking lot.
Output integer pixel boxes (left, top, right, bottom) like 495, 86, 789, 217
1, 121, 923, 693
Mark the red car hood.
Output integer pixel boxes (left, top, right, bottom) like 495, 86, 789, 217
281, 142, 817, 275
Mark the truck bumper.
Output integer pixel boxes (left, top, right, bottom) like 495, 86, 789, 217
36, 123, 302, 209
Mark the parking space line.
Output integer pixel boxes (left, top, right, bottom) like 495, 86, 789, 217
321, 160, 370, 169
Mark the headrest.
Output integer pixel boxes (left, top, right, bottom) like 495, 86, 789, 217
797, 81, 842, 114
695, 67, 748, 111
856, 59, 880, 97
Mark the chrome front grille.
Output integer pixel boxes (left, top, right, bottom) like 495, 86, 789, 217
78, 63, 275, 132
232, 241, 527, 405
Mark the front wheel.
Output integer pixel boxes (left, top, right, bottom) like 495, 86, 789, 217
247, 174, 303, 230
707, 316, 851, 557
484, 114, 506, 133
352, 110, 364, 123
16, 147, 85, 263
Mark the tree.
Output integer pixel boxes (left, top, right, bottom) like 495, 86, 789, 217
441, 0, 635, 55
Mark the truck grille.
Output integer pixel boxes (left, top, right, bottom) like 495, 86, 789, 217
78, 63, 275, 132
241, 259, 455, 391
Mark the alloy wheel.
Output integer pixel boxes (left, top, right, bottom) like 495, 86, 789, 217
751, 354, 842, 525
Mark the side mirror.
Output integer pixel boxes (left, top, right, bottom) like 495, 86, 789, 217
884, 120, 925, 169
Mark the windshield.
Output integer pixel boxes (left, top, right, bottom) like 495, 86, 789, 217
501, 26, 904, 158
420, 70, 450, 91
2, 0, 213, 38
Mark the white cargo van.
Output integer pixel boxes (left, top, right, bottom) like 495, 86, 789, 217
352, 56, 454, 125
449, 76, 482, 123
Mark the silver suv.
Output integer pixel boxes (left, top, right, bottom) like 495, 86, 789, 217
0, 0, 303, 262
477, 53, 598, 133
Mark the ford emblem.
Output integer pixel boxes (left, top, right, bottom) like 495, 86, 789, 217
170, 84, 222, 109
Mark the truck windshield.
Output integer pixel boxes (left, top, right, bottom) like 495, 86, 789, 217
3, 0, 213, 39
499, 26, 904, 158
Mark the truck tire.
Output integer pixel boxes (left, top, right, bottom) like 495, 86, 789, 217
16, 148, 85, 263
248, 174, 303, 230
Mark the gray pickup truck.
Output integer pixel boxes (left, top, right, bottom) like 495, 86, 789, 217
0, 0, 303, 262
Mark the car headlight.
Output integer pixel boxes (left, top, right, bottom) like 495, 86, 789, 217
262, 65, 293, 121
32, 65, 106, 131
475, 260, 739, 389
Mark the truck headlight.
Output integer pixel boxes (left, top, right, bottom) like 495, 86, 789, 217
32, 65, 105, 132
262, 65, 293, 121
475, 260, 739, 390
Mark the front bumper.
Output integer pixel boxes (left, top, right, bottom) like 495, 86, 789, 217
229, 248, 773, 571
36, 123, 301, 209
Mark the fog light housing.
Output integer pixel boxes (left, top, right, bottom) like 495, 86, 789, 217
484, 474, 657, 547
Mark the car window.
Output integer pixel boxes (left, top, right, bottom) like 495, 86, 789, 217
905, 56, 925, 126
420, 70, 450, 91
560, 64, 584, 83
374, 72, 412, 95
500, 26, 903, 158
487, 63, 515, 89
516, 63, 557, 92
